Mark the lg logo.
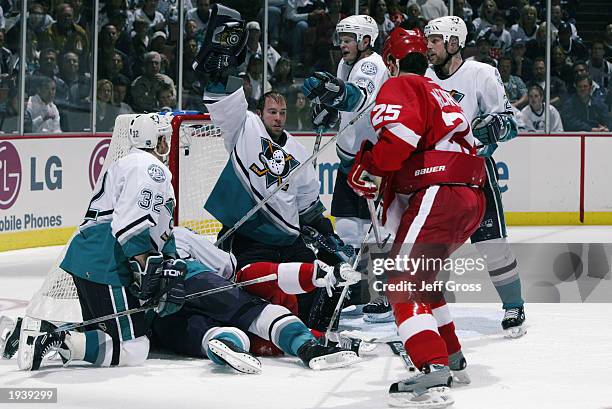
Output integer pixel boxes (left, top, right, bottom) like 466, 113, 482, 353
0, 141, 22, 210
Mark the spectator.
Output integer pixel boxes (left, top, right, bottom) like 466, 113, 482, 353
499, 56, 528, 109
562, 76, 611, 131
39, 3, 90, 65
554, 22, 588, 63
237, 21, 281, 78
69, 0, 90, 32
257, 0, 284, 49
184, 19, 204, 44
525, 22, 549, 61
240, 73, 257, 112
0, 31, 16, 83
520, 84, 564, 132
149, 31, 168, 53
510, 38, 533, 83
551, 5, 578, 40
245, 54, 272, 101
510, 5, 538, 43
59, 51, 91, 107
156, 82, 176, 111
284, 0, 326, 66
568, 61, 606, 101
131, 18, 150, 77
185, 0, 210, 37
0, 86, 20, 133
112, 74, 134, 115
31, 49, 69, 101
467, 36, 495, 64
406, 0, 448, 21
27, 76, 61, 133
453, 0, 477, 44
107, 9, 135, 56
98, 24, 133, 80
0, 5, 4, 31
389, 7, 406, 27
270, 58, 296, 97
130, 51, 175, 112
604, 24, 612, 61
587, 41, 611, 92
371, 0, 395, 52
551, 45, 574, 86
99, 0, 134, 29
479, 12, 512, 58
529, 56, 567, 108
96, 79, 118, 131
286, 90, 309, 131
134, 0, 167, 36
25, 2, 54, 34
473, 0, 498, 36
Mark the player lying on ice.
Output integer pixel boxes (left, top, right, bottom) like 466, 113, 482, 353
197, 4, 356, 335
150, 227, 376, 374
3, 118, 361, 373
347, 28, 486, 408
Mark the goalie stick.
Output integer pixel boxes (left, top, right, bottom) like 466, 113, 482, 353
214, 100, 377, 247
46, 274, 277, 334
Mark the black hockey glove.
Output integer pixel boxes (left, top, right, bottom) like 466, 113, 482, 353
155, 259, 187, 317
311, 103, 340, 132
302, 72, 346, 107
129, 254, 165, 301
471, 113, 506, 145
302, 226, 355, 263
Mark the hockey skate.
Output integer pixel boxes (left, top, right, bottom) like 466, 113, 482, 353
0, 316, 21, 359
324, 331, 378, 356
207, 338, 262, 374
502, 306, 526, 338
448, 350, 470, 384
363, 295, 394, 323
388, 364, 454, 408
297, 339, 360, 370
17, 319, 74, 371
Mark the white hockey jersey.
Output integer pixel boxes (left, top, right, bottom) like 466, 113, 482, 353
425, 60, 513, 122
61, 149, 176, 287
336, 52, 389, 167
174, 227, 236, 280
520, 105, 564, 132
204, 88, 323, 246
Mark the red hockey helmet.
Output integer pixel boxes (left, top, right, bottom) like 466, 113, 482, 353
382, 27, 427, 69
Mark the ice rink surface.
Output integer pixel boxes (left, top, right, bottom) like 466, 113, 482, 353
1, 226, 611, 409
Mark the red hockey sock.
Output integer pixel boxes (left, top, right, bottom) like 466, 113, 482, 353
431, 301, 461, 356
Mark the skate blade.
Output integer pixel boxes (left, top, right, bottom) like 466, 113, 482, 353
451, 368, 471, 385
363, 312, 395, 323
308, 351, 361, 370
207, 339, 262, 375
341, 305, 365, 317
388, 386, 454, 408
504, 325, 527, 339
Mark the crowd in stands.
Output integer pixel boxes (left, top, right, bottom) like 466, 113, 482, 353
0, 0, 610, 134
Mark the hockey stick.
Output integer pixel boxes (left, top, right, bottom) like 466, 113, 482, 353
214, 100, 377, 247
323, 222, 375, 345
312, 127, 324, 168
366, 198, 383, 248
387, 341, 417, 372
52, 274, 277, 333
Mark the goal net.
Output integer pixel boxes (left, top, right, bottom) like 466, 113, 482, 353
25, 113, 227, 324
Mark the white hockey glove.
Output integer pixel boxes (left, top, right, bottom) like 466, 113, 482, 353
314, 261, 361, 297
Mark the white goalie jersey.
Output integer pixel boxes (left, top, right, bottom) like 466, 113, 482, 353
204, 88, 323, 246
174, 227, 236, 280
336, 52, 389, 166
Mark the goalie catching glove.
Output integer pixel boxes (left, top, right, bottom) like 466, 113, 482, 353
347, 140, 382, 200
129, 255, 187, 317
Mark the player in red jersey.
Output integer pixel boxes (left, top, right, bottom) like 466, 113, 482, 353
347, 28, 486, 408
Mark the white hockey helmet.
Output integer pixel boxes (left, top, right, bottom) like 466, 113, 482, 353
335, 15, 379, 48
128, 113, 173, 157
424, 16, 468, 48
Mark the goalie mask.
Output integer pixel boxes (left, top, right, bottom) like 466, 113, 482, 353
128, 114, 173, 158
192, 4, 248, 75
334, 15, 379, 51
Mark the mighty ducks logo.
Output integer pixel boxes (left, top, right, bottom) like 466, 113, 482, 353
250, 138, 300, 190
447, 89, 465, 103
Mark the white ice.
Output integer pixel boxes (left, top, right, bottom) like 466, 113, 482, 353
1, 227, 611, 409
